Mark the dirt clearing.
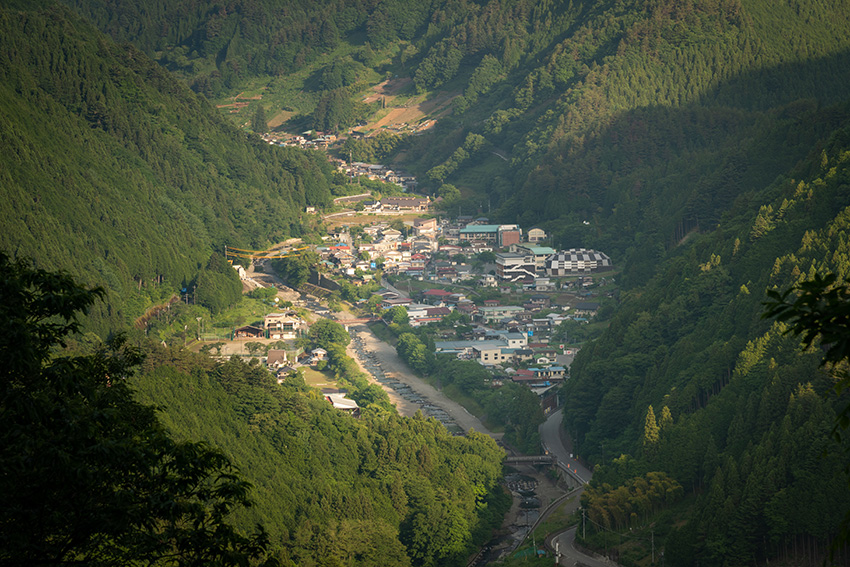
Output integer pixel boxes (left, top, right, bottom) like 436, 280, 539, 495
359, 78, 456, 134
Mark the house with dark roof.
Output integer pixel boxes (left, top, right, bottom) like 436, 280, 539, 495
426, 306, 452, 318
234, 325, 264, 339
513, 348, 535, 363
456, 301, 478, 315
421, 288, 454, 304
381, 297, 412, 310
266, 349, 289, 369
573, 302, 601, 317
381, 196, 430, 211
274, 366, 298, 383
511, 369, 546, 385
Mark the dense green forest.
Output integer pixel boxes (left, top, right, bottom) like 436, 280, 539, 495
0, 253, 278, 565
0, 253, 508, 565
62, 0, 850, 279
7, 0, 850, 564
0, 4, 342, 332
132, 345, 508, 567
562, 121, 850, 565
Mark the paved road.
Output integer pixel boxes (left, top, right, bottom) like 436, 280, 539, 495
540, 409, 593, 483
538, 410, 618, 567
551, 527, 613, 567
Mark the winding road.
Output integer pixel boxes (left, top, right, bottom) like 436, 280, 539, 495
538, 410, 617, 567
308, 274, 611, 566
540, 409, 593, 482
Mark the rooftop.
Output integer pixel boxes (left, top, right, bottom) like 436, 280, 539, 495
523, 246, 556, 255
435, 339, 509, 351
460, 224, 500, 233
479, 305, 526, 312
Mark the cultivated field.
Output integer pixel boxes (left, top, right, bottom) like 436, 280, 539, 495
358, 78, 456, 135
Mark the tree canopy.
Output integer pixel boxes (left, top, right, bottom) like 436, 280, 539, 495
0, 253, 272, 565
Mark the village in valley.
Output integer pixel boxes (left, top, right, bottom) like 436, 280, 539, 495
220, 175, 616, 422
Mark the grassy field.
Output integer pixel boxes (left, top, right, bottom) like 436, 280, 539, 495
211, 40, 453, 140
366, 321, 396, 345
300, 366, 337, 390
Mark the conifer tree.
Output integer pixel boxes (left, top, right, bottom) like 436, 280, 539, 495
642, 405, 660, 457
252, 104, 267, 133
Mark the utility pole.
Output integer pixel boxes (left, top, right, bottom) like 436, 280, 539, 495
652, 530, 655, 565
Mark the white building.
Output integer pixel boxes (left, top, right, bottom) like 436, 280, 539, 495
495, 252, 537, 281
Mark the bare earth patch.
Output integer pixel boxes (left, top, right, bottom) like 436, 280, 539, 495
360, 78, 456, 134
268, 110, 295, 129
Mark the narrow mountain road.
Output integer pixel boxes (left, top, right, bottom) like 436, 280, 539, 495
538, 410, 619, 566
540, 409, 593, 482
550, 527, 614, 567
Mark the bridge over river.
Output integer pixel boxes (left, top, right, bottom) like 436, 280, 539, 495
504, 454, 556, 465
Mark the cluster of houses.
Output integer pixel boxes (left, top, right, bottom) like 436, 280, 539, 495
266, 346, 361, 417
377, 286, 600, 332
370, 284, 601, 407
433, 329, 568, 386
261, 131, 339, 150
260, 127, 420, 191
335, 160, 419, 192
231, 208, 614, 415
321, 214, 611, 290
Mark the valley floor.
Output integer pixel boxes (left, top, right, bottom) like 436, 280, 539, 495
341, 314, 501, 438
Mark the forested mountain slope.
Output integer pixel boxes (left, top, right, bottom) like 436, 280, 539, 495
9, 0, 850, 564
131, 348, 507, 567
565, 118, 850, 564
0, 4, 338, 331
64, 0, 850, 288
